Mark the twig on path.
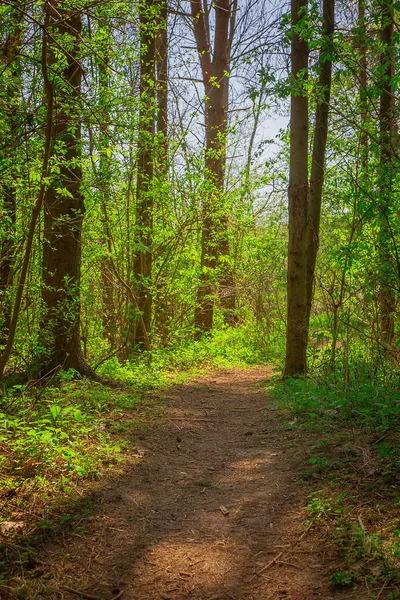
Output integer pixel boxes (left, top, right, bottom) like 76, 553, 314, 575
166, 417, 221, 422
276, 559, 300, 568
298, 521, 313, 541
63, 587, 101, 600
63, 587, 124, 600
249, 551, 283, 581
376, 579, 389, 600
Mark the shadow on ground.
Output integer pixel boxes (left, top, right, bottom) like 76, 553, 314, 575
1, 369, 362, 600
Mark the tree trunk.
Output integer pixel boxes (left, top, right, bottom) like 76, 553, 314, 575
156, 0, 168, 177
153, 0, 171, 337
0, 9, 23, 347
98, 47, 117, 349
0, 4, 54, 379
192, 0, 236, 336
40, 2, 92, 376
357, 0, 368, 174
305, 0, 334, 326
377, 0, 396, 351
131, 0, 156, 351
284, 0, 309, 377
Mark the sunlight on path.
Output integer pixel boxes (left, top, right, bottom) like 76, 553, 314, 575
49, 369, 355, 600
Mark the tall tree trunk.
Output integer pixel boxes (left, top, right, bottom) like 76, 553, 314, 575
0, 4, 54, 379
192, 0, 236, 337
284, 0, 309, 377
98, 48, 117, 349
377, 0, 396, 351
153, 0, 171, 336
305, 0, 334, 325
156, 0, 168, 177
40, 1, 92, 376
131, 0, 156, 351
0, 8, 23, 347
358, 0, 368, 174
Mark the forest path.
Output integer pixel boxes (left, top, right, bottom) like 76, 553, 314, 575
49, 368, 353, 600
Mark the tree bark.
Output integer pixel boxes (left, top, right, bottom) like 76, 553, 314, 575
192, 0, 236, 336
0, 8, 23, 347
40, 1, 93, 376
377, 0, 396, 350
131, 0, 156, 351
305, 0, 334, 326
284, 0, 309, 377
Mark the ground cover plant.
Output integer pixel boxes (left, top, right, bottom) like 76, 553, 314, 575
270, 363, 400, 598
0, 379, 132, 542
0, 327, 267, 539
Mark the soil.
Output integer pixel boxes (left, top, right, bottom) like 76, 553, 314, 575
22, 368, 365, 599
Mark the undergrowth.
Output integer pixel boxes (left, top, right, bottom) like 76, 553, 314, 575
97, 324, 274, 384
0, 379, 133, 526
0, 325, 267, 539
270, 361, 400, 432
269, 360, 400, 598
303, 490, 400, 597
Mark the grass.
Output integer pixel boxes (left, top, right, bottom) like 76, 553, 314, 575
97, 324, 276, 384
271, 363, 400, 432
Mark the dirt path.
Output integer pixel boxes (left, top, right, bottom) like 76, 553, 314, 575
42, 368, 353, 600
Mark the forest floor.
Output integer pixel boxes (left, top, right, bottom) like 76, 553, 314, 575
1, 367, 399, 600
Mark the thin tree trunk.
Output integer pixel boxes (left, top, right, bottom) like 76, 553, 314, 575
329, 0, 367, 365
98, 49, 117, 348
305, 0, 334, 326
0, 9, 23, 347
156, 0, 168, 177
40, 1, 93, 376
377, 0, 395, 351
218, 0, 237, 324
284, 0, 309, 377
153, 0, 171, 337
0, 6, 54, 379
358, 0, 368, 174
131, 0, 156, 351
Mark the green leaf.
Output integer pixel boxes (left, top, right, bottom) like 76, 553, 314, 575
49, 405, 62, 421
